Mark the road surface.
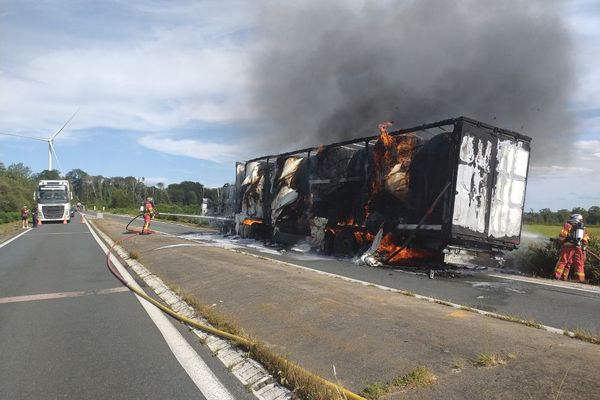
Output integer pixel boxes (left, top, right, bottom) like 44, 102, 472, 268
105, 212, 600, 336
0, 214, 253, 400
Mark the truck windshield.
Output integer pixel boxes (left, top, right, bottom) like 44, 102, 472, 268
38, 189, 68, 204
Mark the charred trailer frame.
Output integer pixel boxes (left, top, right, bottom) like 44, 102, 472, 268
234, 117, 531, 268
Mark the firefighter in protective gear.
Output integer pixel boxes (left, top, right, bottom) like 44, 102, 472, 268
141, 197, 156, 235
553, 214, 590, 282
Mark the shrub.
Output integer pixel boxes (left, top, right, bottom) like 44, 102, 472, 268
0, 211, 21, 224
519, 237, 600, 284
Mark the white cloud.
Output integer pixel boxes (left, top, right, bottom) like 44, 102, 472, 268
143, 177, 170, 187
565, 0, 600, 109
138, 136, 240, 163
0, 2, 254, 136
573, 139, 600, 160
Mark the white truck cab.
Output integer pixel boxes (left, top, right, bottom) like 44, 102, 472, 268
34, 180, 73, 223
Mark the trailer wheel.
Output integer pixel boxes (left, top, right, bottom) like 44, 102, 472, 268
323, 231, 335, 255
333, 230, 358, 256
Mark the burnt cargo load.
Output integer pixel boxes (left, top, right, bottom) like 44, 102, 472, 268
234, 117, 531, 268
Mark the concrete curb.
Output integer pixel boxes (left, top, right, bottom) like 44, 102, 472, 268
89, 221, 293, 400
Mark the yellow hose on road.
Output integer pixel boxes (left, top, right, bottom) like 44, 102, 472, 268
106, 229, 367, 400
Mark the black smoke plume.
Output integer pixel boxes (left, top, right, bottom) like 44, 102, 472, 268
249, 0, 574, 164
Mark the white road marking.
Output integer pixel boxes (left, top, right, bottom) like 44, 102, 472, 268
0, 228, 31, 249
26, 231, 92, 236
85, 221, 236, 400
0, 287, 128, 304
488, 273, 600, 295
153, 243, 205, 251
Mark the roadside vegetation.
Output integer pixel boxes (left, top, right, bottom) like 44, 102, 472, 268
515, 234, 600, 285
0, 163, 40, 222
569, 329, 600, 345
516, 208, 600, 285
362, 367, 437, 399
523, 207, 600, 226
525, 224, 600, 238
472, 352, 506, 367
0, 220, 21, 239
1, 161, 221, 227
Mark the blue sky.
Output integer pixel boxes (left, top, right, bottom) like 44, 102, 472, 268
0, 0, 598, 211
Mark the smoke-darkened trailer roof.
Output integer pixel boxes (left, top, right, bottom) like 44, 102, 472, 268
243, 116, 531, 163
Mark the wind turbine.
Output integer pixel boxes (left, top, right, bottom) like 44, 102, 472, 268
0, 110, 78, 171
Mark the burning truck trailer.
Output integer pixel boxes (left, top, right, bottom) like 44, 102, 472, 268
234, 117, 531, 269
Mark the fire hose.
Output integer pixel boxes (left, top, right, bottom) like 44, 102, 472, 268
125, 213, 144, 232
105, 217, 367, 400
550, 238, 600, 262
587, 248, 600, 262
125, 213, 159, 234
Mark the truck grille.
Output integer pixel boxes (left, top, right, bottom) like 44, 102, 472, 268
42, 205, 65, 219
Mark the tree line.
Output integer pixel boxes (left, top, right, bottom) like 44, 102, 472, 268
523, 207, 600, 226
2, 161, 598, 225
0, 162, 225, 215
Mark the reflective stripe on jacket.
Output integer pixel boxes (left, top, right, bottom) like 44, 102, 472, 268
558, 222, 589, 246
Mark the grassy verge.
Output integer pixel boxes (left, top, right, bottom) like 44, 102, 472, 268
0, 220, 22, 239
568, 329, 600, 345
524, 224, 600, 237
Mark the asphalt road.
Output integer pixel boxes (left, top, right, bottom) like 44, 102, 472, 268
105, 212, 600, 336
0, 214, 253, 400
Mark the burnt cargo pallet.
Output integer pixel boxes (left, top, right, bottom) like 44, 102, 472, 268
234, 116, 531, 268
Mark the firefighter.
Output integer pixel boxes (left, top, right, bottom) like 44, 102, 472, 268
141, 197, 156, 235
553, 214, 590, 282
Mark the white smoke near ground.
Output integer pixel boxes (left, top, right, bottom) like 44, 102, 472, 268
249, 0, 575, 165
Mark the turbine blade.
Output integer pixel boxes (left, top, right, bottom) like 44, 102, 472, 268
50, 142, 63, 173
0, 131, 47, 141
50, 109, 79, 140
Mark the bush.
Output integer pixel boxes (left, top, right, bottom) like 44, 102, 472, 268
0, 211, 21, 224
519, 237, 600, 285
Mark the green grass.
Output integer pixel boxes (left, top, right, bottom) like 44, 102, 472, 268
571, 329, 600, 345
0, 220, 21, 237
0, 211, 21, 224
473, 352, 506, 367
524, 224, 600, 238
362, 367, 437, 399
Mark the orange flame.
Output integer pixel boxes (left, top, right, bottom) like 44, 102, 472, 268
376, 233, 434, 263
353, 230, 374, 245
242, 218, 263, 226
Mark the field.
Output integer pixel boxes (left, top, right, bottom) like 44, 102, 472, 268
524, 224, 600, 238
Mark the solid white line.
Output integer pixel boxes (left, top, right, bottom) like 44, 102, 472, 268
153, 244, 205, 251
27, 231, 91, 236
85, 222, 235, 400
0, 228, 31, 249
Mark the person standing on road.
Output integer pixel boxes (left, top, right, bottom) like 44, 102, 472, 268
32, 208, 39, 227
553, 214, 590, 282
141, 197, 156, 235
20, 205, 30, 229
